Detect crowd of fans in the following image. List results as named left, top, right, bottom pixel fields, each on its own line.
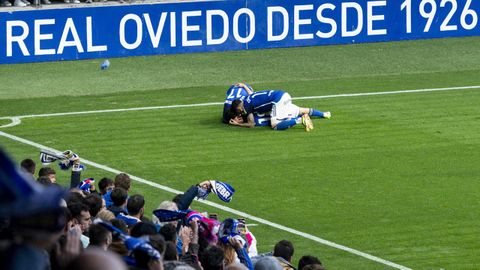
left=0, top=149, right=326, bottom=270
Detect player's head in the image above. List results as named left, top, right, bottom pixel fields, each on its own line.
left=228, top=100, right=245, bottom=120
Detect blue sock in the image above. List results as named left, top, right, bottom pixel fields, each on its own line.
left=309, top=109, right=324, bottom=118
left=274, top=119, right=297, bottom=130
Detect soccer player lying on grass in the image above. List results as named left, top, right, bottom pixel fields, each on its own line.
left=223, top=82, right=254, bottom=124
left=223, top=83, right=273, bottom=127
left=228, top=90, right=331, bottom=131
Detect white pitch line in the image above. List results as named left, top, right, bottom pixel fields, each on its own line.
left=0, top=85, right=479, bottom=124
left=0, top=130, right=412, bottom=270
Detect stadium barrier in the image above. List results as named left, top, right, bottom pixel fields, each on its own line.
left=1, top=0, right=480, bottom=64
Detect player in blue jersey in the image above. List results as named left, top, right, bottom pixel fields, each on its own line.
left=228, top=90, right=330, bottom=131
left=223, top=83, right=272, bottom=127
left=222, top=83, right=253, bottom=124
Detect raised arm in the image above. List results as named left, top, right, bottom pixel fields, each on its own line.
left=235, top=83, right=254, bottom=95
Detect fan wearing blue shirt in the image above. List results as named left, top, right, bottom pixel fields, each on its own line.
left=228, top=90, right=330, bottom=131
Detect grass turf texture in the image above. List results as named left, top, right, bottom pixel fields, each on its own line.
left=1, top=37, right=480, bottom=269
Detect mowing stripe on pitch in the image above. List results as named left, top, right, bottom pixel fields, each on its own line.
left=0, top=130, right=412, bottom=270
left=1, top=85, right=479, bottom=128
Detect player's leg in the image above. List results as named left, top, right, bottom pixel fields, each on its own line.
left=298, top=107, right=331, bottom=119
left=271, top=94, right=301, bottom=130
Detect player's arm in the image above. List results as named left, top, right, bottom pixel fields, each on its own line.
left=229, top=114, right=255, bottom=128
left=235, top=83, right=254, bottom=95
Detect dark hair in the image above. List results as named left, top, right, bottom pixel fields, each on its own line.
left=85, top=193, right=103, bottom=218
left=111, top=187, right=128, bottom=207
left=127, top=194, right=145, bottom=216
left=20, top=158, right=36, bottom=174
left=299, top=255, right=322, bottom=270
left=88, top=224, right=111, bottom=247
left=130, top=222, right=157, bottom=238
left=163, top=241, right=178, bottom=261
left=66, top=192, right=88, bottom=207
left=227, top=100, right=244, bottom=121
left=159, top=223, right=177, bottom=242
left=110, top=218, right=128, bottom=234
left=98, top=177, right=114, bottom=195
left=303, top=264, right=326, bottom=270
left=273, top=240, right=294, bottom=262
left=37, top=176, right=53, bottom=186
left=149, top=234, right=166, bottom=255
left=38, top=167, right=55, bottom=177
left=114, top=173, right=131, bottom=191
left=68, top=203, right=90, bottom=220
left=200, top=245, right=225, bottom=270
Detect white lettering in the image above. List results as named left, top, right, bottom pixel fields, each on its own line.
left=119, top=14, right=142, bottom=50
left=57, top=18, right=84, bottom=54
left=341, top=2, right=363, bottom=37
left=86, top=16, right=107, bottom=52
left=233, top=8, right=255, bottom=43
left=182, top=11, right=202, bottom=47
left=316, top=3, right=337, bottom=38
left=206, top=10, right=229, bottom=45
left=34, top=19, right=55, bottom=56
left=294, top=5, right=314, bottom=40
left=367, top=1, right=387, bottom=35
left=6, top=20, right=30, bottom=57
left=170, top=12, right=176, bottom=47
left=143, top=13, right=168, bottom=48
left=267, top=6, right=289, bottom=41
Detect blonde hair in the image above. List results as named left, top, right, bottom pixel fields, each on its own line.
left=219, top=241, right=237, bottom=266
left=152, top=200, right=179, bottom=226
left=96, top=209, right=115, bottom=222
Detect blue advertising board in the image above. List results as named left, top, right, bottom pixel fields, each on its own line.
left=1, top=0, right=479, bottom=64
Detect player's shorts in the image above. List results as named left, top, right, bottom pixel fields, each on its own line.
left=270, top=92, right=300, bottom=126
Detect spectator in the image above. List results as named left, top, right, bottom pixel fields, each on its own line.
left=108, top=219, right=129, bottom=256
left=200, top=245, right=224, bottom=270
left=163, top=241, right=178, bottom=261
left=96, top=209, right=115, bottom=222
left=107, top=187, right=128, bottom=217
left=68, top=203, right=92, bottom=248
left=38, top=167, right=56, bottom=184
left=98, top=177, right=114, bottom=195
left=159, top=223, right=177, bottom=242
left=117, top=194, right=145, bottom=227
left=88, top=224, right=112, bottom=251
left=66, top=191, right=88, bottom=207
left=85, top=193, right=103, bottom=219
left=302, top=265, right=325, bottom=270
left=130, top=222, right=158, bottom=238
left=254, top=256, right=282, bottom=270
left=38, top=175, right=54, bottom=186
left=152, top=200, right=178, bottom=227
left=114, top=173, right=131, bottom=192
left=0, top=149, right=68, bottom=270
left=104, top=173, right=131, bottom=207
left=298, top=255, right=323, bottom=270
left=178, top=220, right=201, bottom=269
left=9, top=0, right=29, bottom=7
left=20, top=158, right=36, bottom=176
left=273, top=240, right=296, bottom=270
left=67, top=248, right=128, bottom=270
left=226, top=263, right=248, bottom=270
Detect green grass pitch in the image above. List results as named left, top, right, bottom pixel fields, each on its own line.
left=1, top=37, right=480, bottom=270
